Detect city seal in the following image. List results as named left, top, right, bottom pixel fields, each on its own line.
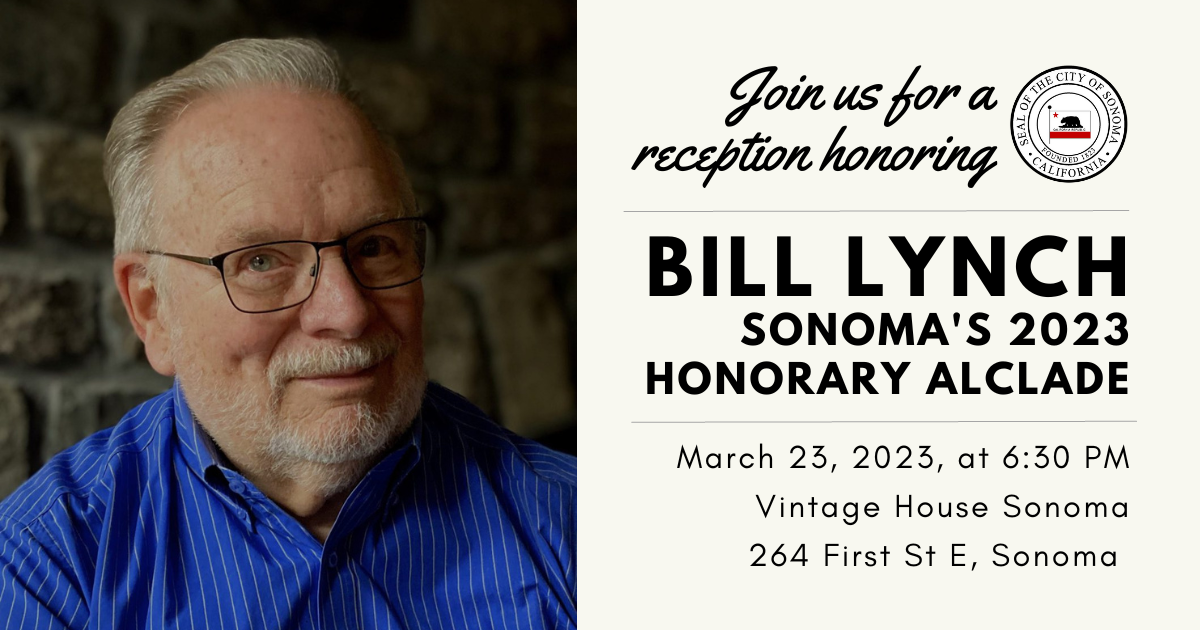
left=1010, top=66, right=1127, bottom=182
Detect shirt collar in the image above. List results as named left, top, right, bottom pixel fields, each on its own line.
left=336, top=411, right=424, bottom=535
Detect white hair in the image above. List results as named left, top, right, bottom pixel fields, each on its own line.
left=104, top=37, right=405, bottom=256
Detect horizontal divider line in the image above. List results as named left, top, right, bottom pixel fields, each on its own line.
left=623, top=209, right=1129, bottom=213
left=631, top=420, right=1136, bottom=424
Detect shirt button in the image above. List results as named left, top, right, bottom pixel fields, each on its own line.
left=326, top=552, right=339, bottom=568
left=229, top=480, right=245, bottom=494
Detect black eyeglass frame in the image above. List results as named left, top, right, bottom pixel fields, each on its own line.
left=145, top=216, right=428, bottom=314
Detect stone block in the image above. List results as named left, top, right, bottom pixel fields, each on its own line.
left=0, top=0, right=112, bottom=125
left=0, top=382, right=30, bottom=499
left=133, top=18, right=251, bottom=91
left=421, top=274, right=491, bottom=412
left=563, top=272, right=576, bottom=336
left=31, top=134, right=113, bottom=245
left=414, top=0, right=569, bottom=65
left=238, top=0, right=408, bottom=40
left=462, top=256, right=573, bottom=437
left=43, top=381, right=167, bottom=461
left=344, top=56, right=431, bottom=137
left=514, top=83, right=576, bottom=182
left=532, top=235, right=575, bottom=327
left=536, top=237, right=575, bottom=380
left=0, top=271, right=95, bottom=365
left=405, top=170, right=440, bottom=220
left=339, top=50, right=502, bottom=172
left=440, top=180, right=574, bottom=257
left=0, top=139, right=8, bottom=238
left=554, top=46, right=576, bottom=84
left=396, top=72, right=501, bottom=173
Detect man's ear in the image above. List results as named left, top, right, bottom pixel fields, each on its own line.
left=113, top=253, right=176, bottom=376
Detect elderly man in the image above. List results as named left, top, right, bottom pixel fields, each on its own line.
left=0, top=38, right=576, bottom=628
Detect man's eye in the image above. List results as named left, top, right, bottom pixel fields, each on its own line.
left=357, top=236, right=397, bottom=258
left=238, top=250, right=293, bottom=274
left=248, top=254, right=277, bottom=272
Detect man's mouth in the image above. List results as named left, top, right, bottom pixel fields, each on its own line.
left=294, top=361, right=382, bottom=384
left=267, top=337, right=400, bottom=393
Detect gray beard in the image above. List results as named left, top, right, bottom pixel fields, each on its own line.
left=167, top=309, right=426, bottom=496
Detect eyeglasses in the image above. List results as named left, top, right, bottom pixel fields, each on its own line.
left=146, top=217, right=427, bottom=314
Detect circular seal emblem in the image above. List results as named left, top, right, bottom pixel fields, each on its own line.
left=1009, top=66, right=1127, bottom=182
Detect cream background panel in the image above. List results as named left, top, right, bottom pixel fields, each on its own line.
left=579, top=1, right=1193, bottom=627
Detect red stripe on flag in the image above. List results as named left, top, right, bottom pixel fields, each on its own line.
left=1049, top=131, right=1091, bottom=138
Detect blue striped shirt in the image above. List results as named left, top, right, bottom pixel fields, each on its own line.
left=0, top=381, right=577, bottom=629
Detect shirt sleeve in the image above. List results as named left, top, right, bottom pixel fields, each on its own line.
left=0, top=519, right=89, bottom=630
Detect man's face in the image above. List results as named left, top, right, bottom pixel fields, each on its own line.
left=150, top=87, right=425, bottom=474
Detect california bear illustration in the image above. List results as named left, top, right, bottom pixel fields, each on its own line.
left=1059, top=115, right=1083, bottom=128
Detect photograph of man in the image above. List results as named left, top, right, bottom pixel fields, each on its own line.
left=0, top=38, right=577, bottom=628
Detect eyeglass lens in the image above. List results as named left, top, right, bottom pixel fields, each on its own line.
left=221, top=220, right=425, bottom=313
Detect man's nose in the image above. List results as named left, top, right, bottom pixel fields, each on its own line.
left=299, top=249, right=372, bottom=338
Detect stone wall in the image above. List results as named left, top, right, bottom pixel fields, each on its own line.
left=0, top=0, right=577, bottom=497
